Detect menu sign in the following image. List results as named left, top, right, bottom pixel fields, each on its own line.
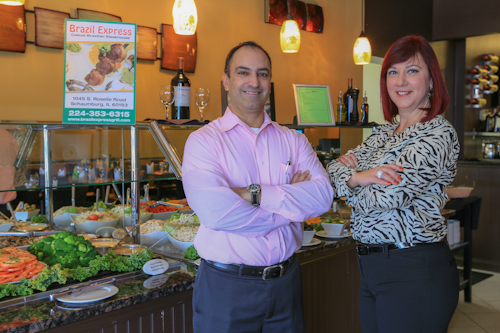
left=292, top=84, right=335, bottom=126
left=63, top=19, right=137, bottom=125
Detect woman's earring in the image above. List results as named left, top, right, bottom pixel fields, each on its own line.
left=428, top=87, right=433, bottom=99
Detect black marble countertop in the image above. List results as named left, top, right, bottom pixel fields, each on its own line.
left=0, top=238, right=356, bottom=333
left=0, top=208, right=455, bottom=333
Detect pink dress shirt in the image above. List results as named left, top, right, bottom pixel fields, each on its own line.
left=182, top=108, right=334, bottom=266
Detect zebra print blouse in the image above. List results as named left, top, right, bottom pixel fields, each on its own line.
left=327, top=115, right=460, bottom=244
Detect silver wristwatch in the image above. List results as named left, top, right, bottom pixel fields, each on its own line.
left=247, top=184, right=261, bottom=206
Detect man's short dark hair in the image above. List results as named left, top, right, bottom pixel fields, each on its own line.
left=224, top=41, right=272, bottom=77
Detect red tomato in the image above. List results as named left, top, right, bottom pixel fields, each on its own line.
left=87, top=214, right=99, bottom=221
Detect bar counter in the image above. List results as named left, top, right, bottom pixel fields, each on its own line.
left=0, top=237, right=356, bottom=333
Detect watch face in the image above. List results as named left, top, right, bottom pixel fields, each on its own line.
left=247, top=184, right=261, bottom=192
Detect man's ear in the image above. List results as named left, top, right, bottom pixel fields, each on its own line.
left=222, top=73, right=230, bottom=92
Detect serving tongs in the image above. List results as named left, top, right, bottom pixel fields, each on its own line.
left=50, top=278, right=116, bottom=300
left=149, top=200, right=185, bottom=208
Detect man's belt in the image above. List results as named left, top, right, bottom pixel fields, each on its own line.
left=203, top=254, right=296, bottom=280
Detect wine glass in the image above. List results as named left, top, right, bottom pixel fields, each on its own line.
left=159, top=85, right=174, bottom=119
left=195, top=88, right=210, bottom=122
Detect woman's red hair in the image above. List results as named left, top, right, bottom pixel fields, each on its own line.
left=380, top=35, right=449, bottom=124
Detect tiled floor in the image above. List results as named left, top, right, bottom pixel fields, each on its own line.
left=448, top=269, right=500, bottom=332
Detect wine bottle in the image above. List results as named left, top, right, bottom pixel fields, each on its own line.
left=482, top=54, right=499, bottom=64
left=469, top=98, right=487, bottom=108
left=484, top=74, right=499, bottom=84
left=171, top=57, right=191, bottom=119
left=335, top=91, right=347, bottom=124
left=351, top=86, right=360, bottom=122
left=471, top=78, right=487, bottom=86
left=361, top=91, right=369, bottom=124
left=343, top=79, right=353, bottom=122
left=483, top=65, right=499, bottom=74
left=482, top=84, right=499, bottom=94
left=471, top=67, right=487, bottom=77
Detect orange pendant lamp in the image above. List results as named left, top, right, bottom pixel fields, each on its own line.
left=280, top=0, right=301, bottom=53
left=0, top=0, right=24, bottom=5
left=172, top=0, right=198, bottom=36
left=353, top=0, right=372, bottom=65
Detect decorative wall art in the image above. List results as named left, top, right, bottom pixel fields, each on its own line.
left=34, top=7, right=69, bottom=49
left=137, top=25, right=158, bottom=61
left=0, top=3, right=26, bottom=53
left=76, top=8, right=121, bottom=22
left=305, top=4, right=324, bottom=33
left=264, top=0, right=323, bottom=33
left=161, top=24, right=197, bottom=73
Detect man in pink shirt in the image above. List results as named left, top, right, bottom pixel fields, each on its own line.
left=182, top=41, right=334, bottom=332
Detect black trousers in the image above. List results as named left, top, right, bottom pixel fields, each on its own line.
left=357, top=242, right=459, bottom=333
left=192, top=258, right=304, bottom=333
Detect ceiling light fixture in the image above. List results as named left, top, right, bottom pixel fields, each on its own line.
left=353, top=0, right=371, bottom=65
left=172, top=0, right=198, bottom=36
left=0, top=0, right=25, bottom=6
left=280, top=0, right=301, bottom=53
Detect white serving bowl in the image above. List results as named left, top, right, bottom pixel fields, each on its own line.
left=53, top=213, right=80, bottom=227
left=303, top=230, right=316, bottom=244
left=119, top=213, right=152, bottom=228
left=166, top=232, right=194, bottom=253
left=15, top=209, right=40, bottom=222
left=141, top=231, right=169, bottom=247
left=71, top=215, right=120, bottom=234
left=0, top=222, right=13, bottom=232
left=321, top=222, right=346, bottom=236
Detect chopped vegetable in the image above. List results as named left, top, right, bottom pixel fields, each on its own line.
left=30, top=215, right=46, bottom=224
left=27, top=231, right=100, bottom=269
left=184, top=246, right=199, bottom=260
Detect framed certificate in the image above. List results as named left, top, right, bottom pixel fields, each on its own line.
left=292, top=84, right=335, bottom=126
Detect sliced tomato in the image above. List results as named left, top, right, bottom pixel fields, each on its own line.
left=87, top=214, right=99, bottom=221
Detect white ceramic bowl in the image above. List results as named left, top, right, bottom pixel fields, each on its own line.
left=321, top=222, right=345, bottom=236
left=53, top=213, right=80, bottom=227
left=119, top=213, right=152, bottom=228
left=15, top=209, right=40, bottom=222
left=166, top=232, right=194, bottom=253
left=303, top=230, right=316, bottom=244
left=71, top=215, right=120, bottom=233
left=141, top=231, right=169, bottom=247
left=0, top=222, right=13, bottom=232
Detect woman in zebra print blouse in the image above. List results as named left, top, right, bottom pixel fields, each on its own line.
left=327, top=35, right=460, bottom=333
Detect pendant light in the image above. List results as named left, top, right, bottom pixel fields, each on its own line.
left=280, top=0, right=301, bottom=53
left=172, top=0, right=198, bottom=36
left=353, top=0, right=371, bottom=65
left=0, top=0, right=24, bottom=5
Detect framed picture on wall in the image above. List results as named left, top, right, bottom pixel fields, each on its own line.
left=221, top=82, right=276, bottom=121
left=292, top=84, right=335, bottom=126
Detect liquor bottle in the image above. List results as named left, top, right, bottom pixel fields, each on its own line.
left=171, top=57, right=191, bottom=119
left=483, top=54, right=499, bottom=65
left=485, top=112, right=494, bottom=132
left=483, top=65, right=499, bottom=74
left=482, top=84, right=499, bottom=94
left=469, top=98, right=487, bottom=108
left=335, top=91, right=347, bottom=124
left=351, top=86, right=360, bottom=122
left=343, top=78, right=353, bottom=122
left=361, top=91, right=369, bottom=124
left=484, top=74, right=499, bottom=84
left=494, top=112, right=500, bottom=132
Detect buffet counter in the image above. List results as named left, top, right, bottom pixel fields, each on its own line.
left=0, top=237, right=356, bottom=333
